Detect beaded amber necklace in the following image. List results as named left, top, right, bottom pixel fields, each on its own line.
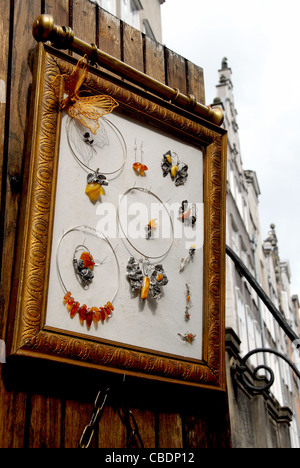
left=56, top=225, right=120, bottom=329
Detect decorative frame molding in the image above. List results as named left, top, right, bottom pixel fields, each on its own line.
left=10, top=44, right=227, bottom=390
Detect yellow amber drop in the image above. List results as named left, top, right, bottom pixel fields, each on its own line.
left=166, top=155, right=172, bottom=164
left=148, top=219, right=157, bottom=230
left=85, top=183, right=102, bottom=202
left=141, top=276, right=150, bottom=300
left=171, top=165, right=178, bottom=178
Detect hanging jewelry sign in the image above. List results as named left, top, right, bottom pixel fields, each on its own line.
left=10, top=44, right=227, bottom=390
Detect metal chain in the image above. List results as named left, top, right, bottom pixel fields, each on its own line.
left=79, top=380, right=144, bottom=449
left=117, top=407, right=144, bottom=449
left=79, top=387, right=110, bottom=449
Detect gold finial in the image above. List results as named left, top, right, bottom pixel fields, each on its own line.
left=32, top=14, right=74, bottom=49
left=32, top=14, right=55, bottom=42
left=209, top=106, right=224, bottom=126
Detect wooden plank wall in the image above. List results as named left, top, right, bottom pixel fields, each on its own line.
left=0, top=0, right=230, bottom=448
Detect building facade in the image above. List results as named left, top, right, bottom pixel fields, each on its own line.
left=92, top=0, right=165, bottom=42
left=213, top=58, right=300, bottom=448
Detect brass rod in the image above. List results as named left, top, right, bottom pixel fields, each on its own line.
left=32, top=14, right=224, bottom=126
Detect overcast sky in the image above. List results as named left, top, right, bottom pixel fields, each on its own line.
left=161, top=0, right=300, bottom=298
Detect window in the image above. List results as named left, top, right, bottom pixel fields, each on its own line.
left=98, top=0, right=117, bottom=15
left=121, top=0, right=142, bottom=29
left=236, top=288, right=249, bottom=356
left=246, top=306, right=257, bottom=367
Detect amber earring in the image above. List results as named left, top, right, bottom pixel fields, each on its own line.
left=133, top=140, right=148, bottom=176
left=185, top=283, right=192, bottom=321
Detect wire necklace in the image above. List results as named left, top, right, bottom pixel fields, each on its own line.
left=66, top=116, right=127, bottom=203
left=56, top=225, right=120, bottom=328
left=117, top=186, right=174, bottom=301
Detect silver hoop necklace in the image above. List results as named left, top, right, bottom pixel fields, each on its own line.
left=56, top=225, right=120, bottom=328
left=66, top=116, right=127, bottom=203
left=117, top=186, right=174, bottom=300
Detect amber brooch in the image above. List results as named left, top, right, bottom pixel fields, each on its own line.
left=161, top=150, right=188, bottom=186
left=126, top=257, right=168, bottom=301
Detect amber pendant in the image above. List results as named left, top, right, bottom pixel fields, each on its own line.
left=126, top=257, right=168, bottom=301
left=179, top=201, right=197, bottom=226
left=73, top=250, right=96, bottom=286
left=146, top=219, right=157, bottom=239
left=179, top=245, right=196, bottom=273
left=185, top=283, right=192, bottom=321
left=178, top=333, right=196, bottom=344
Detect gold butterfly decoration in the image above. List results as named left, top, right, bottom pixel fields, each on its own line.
left=50, top=55, right=118, bottom=134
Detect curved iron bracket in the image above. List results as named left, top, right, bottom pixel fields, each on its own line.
left=238, top=348, right=300, bottom=394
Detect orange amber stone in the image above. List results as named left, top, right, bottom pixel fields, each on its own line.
left=79, top=305, right=87, bottom=324
left=187, top=334, right=195, bottom=343
left=100, top=307, right=106, bottom=322
left=156, top=273, right=164, bottom=282
left=148, top=219, right=157, bottom=230
left=70, top=301, right=80, bottom=318
left=94, top=310, right=101, bottom=322
left=90, top=307, right=99, bottom=322
left=139, top=165, right=148, bottom=176
left=106, top=302, right=114, bottom=311
left=85, top=183, right=105, bottom=203
left=86, top=310, right=93, bottom=328
left=171, top=165, right=178, bottom=178
left=133, top=162, right=141, bottom=171
left=141, top=276, right=150, bottom=300
left=63, top=292, right=71, bottom=304
left=182, top=209, right=191, bottom=220
left=80, top=252, right=95, bottom=269
left=106, top=309, right=112, bottom=318
left=67, top=297, right=75, bottom=311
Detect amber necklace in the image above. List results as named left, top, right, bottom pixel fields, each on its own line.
left=56, top=225, right=120, bottom=328
left=117, top=186, right=174, bottom=300
left=66, top=116, right=127, bottom=203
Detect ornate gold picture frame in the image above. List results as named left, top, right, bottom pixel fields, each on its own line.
left=9, top=44, right=227, bottom=390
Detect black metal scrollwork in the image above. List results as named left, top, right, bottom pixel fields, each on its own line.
left=238, top=348, right=300, bottom=393
left=226, top=244, right=300, bottom=394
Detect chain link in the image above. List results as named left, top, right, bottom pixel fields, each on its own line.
left=117, top=407, right=144, bottom=449
left=79, top=379, right=144, bottom=449
left=79, top=387, right=110, bottom=449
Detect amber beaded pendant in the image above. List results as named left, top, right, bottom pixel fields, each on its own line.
left=63, top=291, right=114, bottom=328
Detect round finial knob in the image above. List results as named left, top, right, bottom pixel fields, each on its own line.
left=210, top=106, right=224, bottom=126
left=32, top=14, right=55, bottom=42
